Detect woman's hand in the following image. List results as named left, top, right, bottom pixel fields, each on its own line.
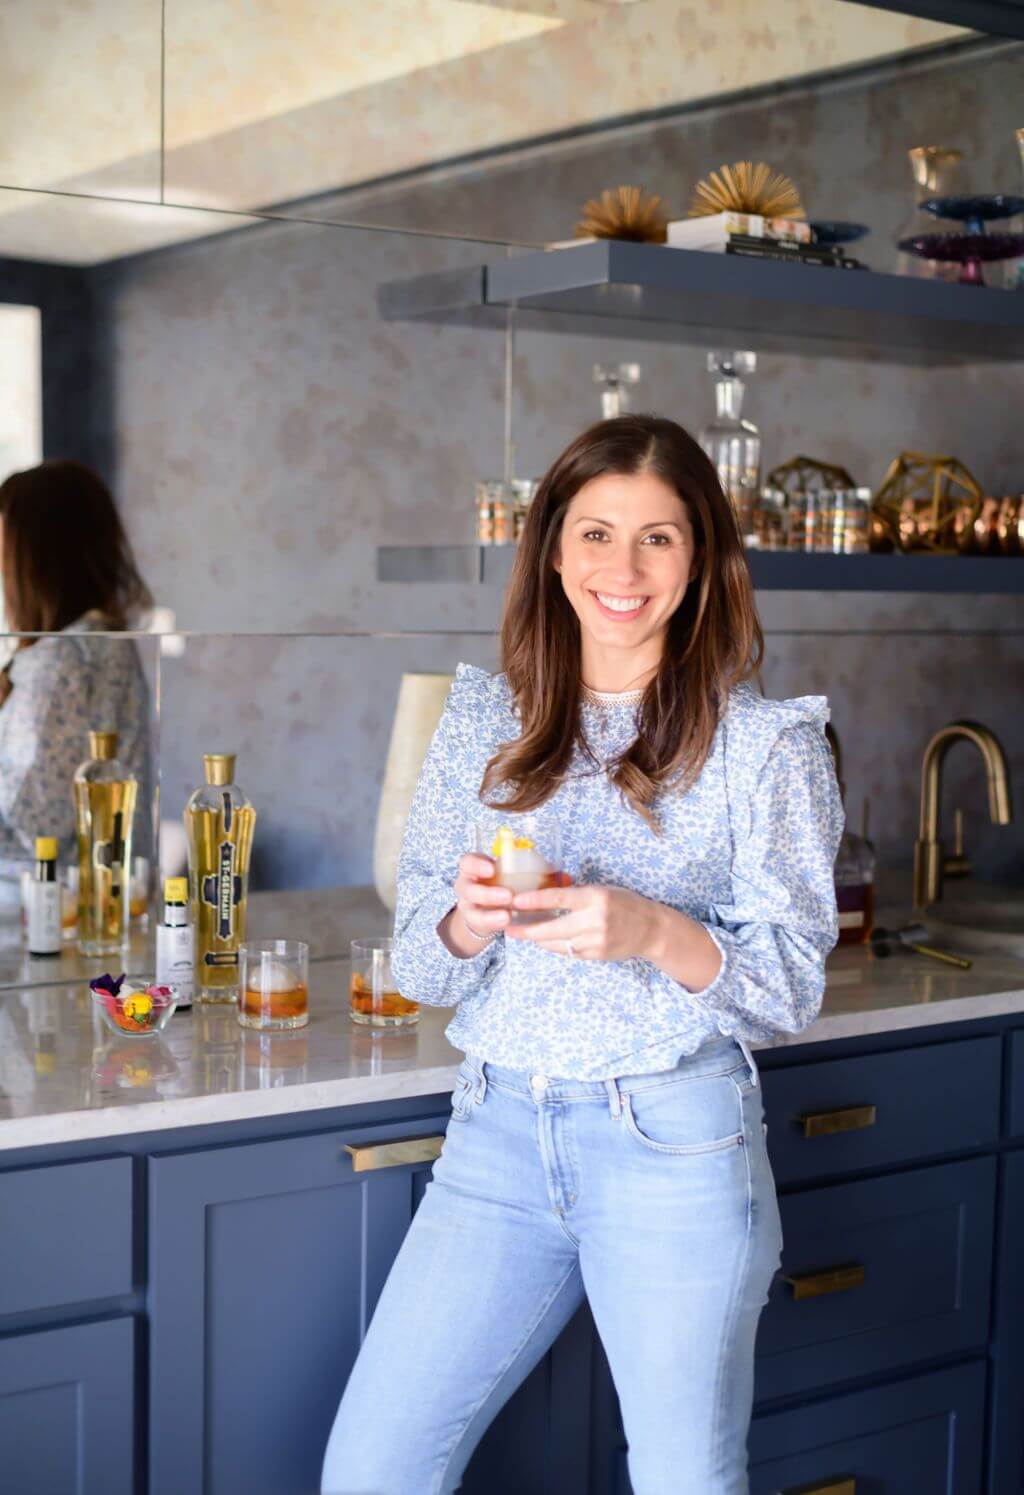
left=505, top=883, right=666, bottom=963
left=454, top=853, right=512, bottom=936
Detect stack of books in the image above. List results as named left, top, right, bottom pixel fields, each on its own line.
left=667, top=212, right=863, bottom=270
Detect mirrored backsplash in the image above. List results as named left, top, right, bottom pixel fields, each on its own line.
left=0, top=622, right=1019, bottom=996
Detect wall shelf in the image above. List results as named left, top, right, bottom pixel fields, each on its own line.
left=377, top=241, right=1024, bottom=364
left=377, top=544, right=1024, bottom=594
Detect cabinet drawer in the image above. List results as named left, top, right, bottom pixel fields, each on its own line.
left=754, top=1156, right=995, bottom=1400
left=613, top=1362, right=985, bottom=1495
left=1006, top=1028, right=1024, bottom=1136
left=0, top=1157, right=133, bottom=1318
left=762, top=1036, right=1000, bottom=1185
left=748, top=1361, right=985, bottom=1495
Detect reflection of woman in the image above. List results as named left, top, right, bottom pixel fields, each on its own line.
left=323, top=417, right=844, bottom=1494
left=0, top=461, right=154, bottom=893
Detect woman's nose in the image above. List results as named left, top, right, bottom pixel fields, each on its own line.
left=600, top=546, right=645, bottom=586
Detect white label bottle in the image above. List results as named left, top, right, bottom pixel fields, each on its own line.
left=156, top=876, right=195, bottom=1008
left=27, top=836, right=61, bottom=958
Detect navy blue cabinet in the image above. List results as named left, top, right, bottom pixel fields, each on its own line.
left=0, top=1318, right=135, bottom=1495
left=149, top=1118, right=447, bottom=1495
left=2, top=1019, right=1022, bottom=1493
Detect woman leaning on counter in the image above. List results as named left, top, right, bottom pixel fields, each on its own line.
left=322, top=415, right=844, bottom=1495
left=0, top=460, right=154, bottom=898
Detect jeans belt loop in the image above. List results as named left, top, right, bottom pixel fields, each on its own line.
left=604, top=1078, right=623, bottom=1119
left=736, top=1037, right=759, bottom=1088
left=475, top=1060, right=489, bottom=1104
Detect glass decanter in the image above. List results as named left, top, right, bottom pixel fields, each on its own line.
left=699, top=351, right=760, bottom=546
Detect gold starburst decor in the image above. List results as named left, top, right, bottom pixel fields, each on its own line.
left=575, top=186, right=670, bottom=243
left=688, top=161, right=804, bottom=220
left=871, top=451, right=983, bottom=553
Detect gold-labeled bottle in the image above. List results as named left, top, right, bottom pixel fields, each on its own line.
left=184, top=753, right=256, bottom=1002
left=73, top=730, right=138, bottom=957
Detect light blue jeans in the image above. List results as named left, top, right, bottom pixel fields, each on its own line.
left=321, top=1035, right=783, bottom=1495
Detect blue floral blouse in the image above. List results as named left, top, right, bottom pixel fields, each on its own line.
left=0, top=612, right=153, bottom=888
left=391, top=663, right=844, bottom=1080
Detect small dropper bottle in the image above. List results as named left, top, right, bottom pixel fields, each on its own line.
left=155, top=876, right=195, bottom=1009
left=27, top=837, right=61, bottom=958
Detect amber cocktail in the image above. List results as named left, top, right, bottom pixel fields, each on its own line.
left=350, top=938, right=419, bottom=1027
left=238, top=939, right=309, bottom=1031
left=474, top=819, right=569, bottom=925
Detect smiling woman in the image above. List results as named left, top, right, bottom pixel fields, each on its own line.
left=321, top=414, right=844, bottom=1495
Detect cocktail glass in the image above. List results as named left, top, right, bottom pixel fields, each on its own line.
left=473, top=816, right=569, bottom=925
left=238, top=939, right=309, bottom=1031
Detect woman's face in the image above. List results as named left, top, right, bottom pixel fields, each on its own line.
left=553, top=469, right=698, bottom=668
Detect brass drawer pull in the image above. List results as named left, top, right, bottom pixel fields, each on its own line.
left=783, top=1263, right=865, bottom=1300
left=801, top=1104, right=877, bottom=1138
left=344, top=1135, right=445, bottom=1172
left=781, top=1479, right=856, bottom=1495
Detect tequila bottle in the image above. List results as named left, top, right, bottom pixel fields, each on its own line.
left=73, top=730, right=138, bottom=956
left=184, top=753, right=256, bottom=1002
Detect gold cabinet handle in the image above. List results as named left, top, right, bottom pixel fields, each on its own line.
left=781, top=1479, right=856, bottom=1495
left=783, top=1263, right=865, bottom=1300
left=344, top=1135, right=446, bottom=1172
left=801, top=1104, right=877, bottom=1138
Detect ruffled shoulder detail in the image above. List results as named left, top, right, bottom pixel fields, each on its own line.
left=720, top=682, right=833, bottom=839
left=725, top=679, right=830, bottom=732
left=449, top=662, right=514, bottom=718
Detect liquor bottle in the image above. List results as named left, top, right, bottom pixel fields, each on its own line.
left=27, top=836, right=61, bottom=958
left=699, top=351, right=761, bottom=547
left=155, top=876, right=195, bottom=1009
left=184, top=753, right=256, bottom=1002
left=73, top=731, right=138, bottom=957
left=825, top=723, right=876, bottom=946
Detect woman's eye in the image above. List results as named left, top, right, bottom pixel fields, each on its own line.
left=580, top=529, right=671, bottom=545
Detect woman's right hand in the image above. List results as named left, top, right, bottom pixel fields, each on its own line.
left=439, top=854, right=511, bottom=957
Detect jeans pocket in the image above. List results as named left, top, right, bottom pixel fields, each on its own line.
left=621, top=1071, right=745, bottom=1156
left=449, top=1064, right=478, bottom=1123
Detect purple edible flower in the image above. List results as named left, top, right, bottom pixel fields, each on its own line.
left=89, top=972, right=126, bottom=998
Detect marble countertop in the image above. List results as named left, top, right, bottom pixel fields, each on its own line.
left=2, top=929, right=1024, bottom=1152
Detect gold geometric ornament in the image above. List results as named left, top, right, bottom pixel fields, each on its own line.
left=575, top=185, right=670, bottom=243
left=871, top=451, right=983, bottom=553
left=688, top=161, right=804, bottom=220
left=766, top=455, right=857, bottom=495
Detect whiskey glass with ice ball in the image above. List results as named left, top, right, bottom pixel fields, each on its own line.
left=237, top=939, right=309, bottom=1031
left=473, top=816, right=569, bottom=926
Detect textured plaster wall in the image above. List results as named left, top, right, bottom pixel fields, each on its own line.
left=92, top=40, right=1024, bottom=889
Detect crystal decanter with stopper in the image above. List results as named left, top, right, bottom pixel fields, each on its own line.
left=699, top=351, right=761, bottom=546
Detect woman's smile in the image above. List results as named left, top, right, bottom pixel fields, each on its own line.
left=590, top=590, right=651, bottom=620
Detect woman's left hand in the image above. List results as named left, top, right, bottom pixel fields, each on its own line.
left=505, top=883, right=664, bottom=963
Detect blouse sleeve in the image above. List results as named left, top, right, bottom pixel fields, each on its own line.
left=0, top=640, right=91, bottom=858
left=645, top=710, right=844, bottom=1043
left=390, top=669, right=504, bottom=1008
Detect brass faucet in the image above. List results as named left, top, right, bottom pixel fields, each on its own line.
left=913, top=721, right=1012, bottom=909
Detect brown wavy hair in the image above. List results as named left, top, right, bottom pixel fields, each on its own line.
left=480, top=414, right=763, bottom=830
left=0, top=459, right=151, bottom=635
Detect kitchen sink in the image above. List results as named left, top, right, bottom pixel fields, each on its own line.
left=924, top=899, right=1024, bottom=959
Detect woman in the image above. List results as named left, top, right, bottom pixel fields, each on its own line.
left=0, top=460, right=153, bottom=896
left=322, top=415, right=843, bottom=1495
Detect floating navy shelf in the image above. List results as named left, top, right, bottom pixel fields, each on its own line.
left=377, top=544, right=1024, bottom=593
left=377, top=240, right=1024, bottom=363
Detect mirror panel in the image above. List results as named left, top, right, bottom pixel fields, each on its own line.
left=160, top=0, right=968, bottom=235
left=0, top=0, right=162, bottom=200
